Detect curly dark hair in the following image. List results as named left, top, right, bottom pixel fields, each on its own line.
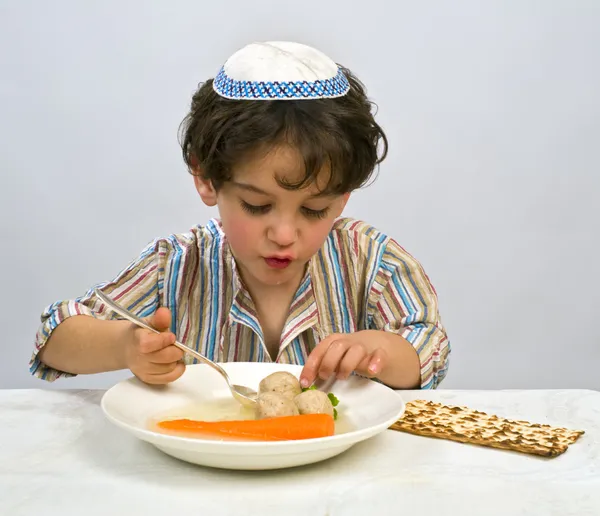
left=178, top=66, right=388, bottom=195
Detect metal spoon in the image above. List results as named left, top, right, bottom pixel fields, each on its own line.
left=93, top=288, right=258, bottom=408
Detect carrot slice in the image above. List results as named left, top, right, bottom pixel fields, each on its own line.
left=156, top=413, right=335, bottom=441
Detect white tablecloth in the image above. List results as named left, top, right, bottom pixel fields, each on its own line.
left=1, top=388, right=598, bottom=515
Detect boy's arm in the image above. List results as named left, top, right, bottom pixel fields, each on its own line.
left=300, top=236, right=450, bottom=390
left=30, top=240, right=162, bottom=381
left=367, top=238, right=451, bottom=389
left=36, top=316, right=133, bottom=375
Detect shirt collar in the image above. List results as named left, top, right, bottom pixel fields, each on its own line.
left=206, top=217, right=323, bottom=352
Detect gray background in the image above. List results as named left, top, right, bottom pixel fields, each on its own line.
left=1, top=1, right=598, bottom=390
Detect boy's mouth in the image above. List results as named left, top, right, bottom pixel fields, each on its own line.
left=264, top=256, right=292, bottom=269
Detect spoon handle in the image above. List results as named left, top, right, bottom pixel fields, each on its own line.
left=93, top=288, right=227, bottom=376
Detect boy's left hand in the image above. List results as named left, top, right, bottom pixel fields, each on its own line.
left=299, top=331, right=389, bottom=388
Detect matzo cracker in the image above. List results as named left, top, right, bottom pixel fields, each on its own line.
left=390, top=400, right=584, bottom=457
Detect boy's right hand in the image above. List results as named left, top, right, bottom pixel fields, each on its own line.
left=123, top=307, right=185, bottom=384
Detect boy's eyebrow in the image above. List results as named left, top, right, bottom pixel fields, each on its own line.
left=231, top=181, right=331, bottom=198
left=231, top=182, right=272, bottom=195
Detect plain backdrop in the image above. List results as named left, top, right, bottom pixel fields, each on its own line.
left=1, top=1, right=598, bottom=390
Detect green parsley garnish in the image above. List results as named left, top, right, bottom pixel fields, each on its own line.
left=327, top=392, right=339, bottom=407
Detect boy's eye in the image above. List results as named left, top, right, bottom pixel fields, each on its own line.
left=240, top=201, right=329, bottom=220
left=241, top=201, right=271, bottom=215
left=301, top=207, right=330, bottom=220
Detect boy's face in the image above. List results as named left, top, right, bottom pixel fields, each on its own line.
left=194, top=144, right=349, bottom=291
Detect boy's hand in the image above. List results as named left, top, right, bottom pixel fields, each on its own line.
left=299, top=332, right=389, bottom=388
left=123, top=307, right=185, bottom=385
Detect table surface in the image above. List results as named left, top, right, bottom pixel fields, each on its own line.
left=1, top=388, right=599, bottom=515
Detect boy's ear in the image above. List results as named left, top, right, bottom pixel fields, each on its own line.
left=194, top=175, right=218, bottom=206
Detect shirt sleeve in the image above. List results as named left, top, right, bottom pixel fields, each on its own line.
left=367, top=238, right=451, bottom=389
left=30, top=239, right=162, bottom=382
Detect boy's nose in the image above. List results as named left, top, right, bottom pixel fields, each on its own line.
left=267, top=221, right=297, bottom=247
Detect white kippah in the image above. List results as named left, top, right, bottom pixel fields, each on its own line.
left=213, top=41, right=350, bottom=100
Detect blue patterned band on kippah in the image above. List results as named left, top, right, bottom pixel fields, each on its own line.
left=213, top=66, right=350, bottom=100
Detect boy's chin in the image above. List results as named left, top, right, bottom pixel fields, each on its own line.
left=254, top=263, right=303, bottom=287
left=255, top=270, right=296, bottom=287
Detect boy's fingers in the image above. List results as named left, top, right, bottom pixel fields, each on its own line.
left=360, top=347, right=388, bottom=377
left=148, top=344, right=184, bottom=364
left=299, top=334, right=340, bottom=387
left=145, top=361, right=186, bottom=385
left=356, top=354, right=371, bottom=374
left=143, top=362, right=182, bottom=375
left=138, top=331, right=176, bottom=354
left=316, top=339, right=350, bottom=380
left=149, top=307, right=171, bottom=332
left=336, top=344, right=368, bottom=380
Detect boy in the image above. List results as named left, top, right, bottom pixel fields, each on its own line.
left=31, top=41, right=450, bottom=390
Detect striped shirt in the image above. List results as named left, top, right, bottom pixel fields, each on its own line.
left=30, top=217, right=451, bottom=388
